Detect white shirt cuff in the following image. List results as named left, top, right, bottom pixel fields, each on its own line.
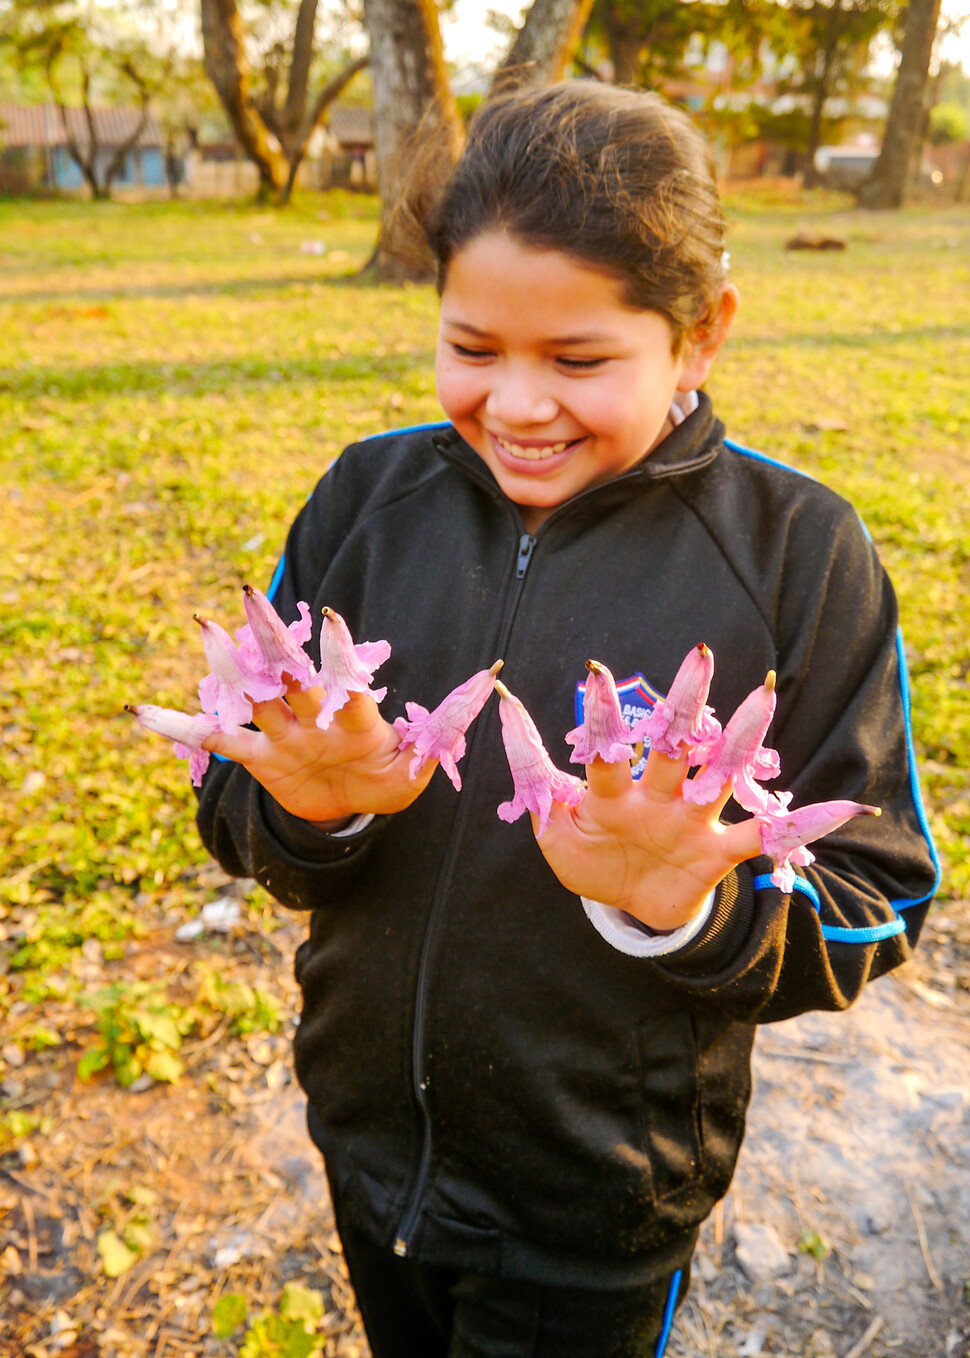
left=581, top=889, right=717, bottom=957
left=330, top=813, right=375, bottom=838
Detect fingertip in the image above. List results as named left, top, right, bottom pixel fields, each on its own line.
left=585, top=755, right=633, bottom=799
left=642, top=747, right=690, bottom=796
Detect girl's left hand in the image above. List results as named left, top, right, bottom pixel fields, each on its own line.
left=536, top=749, right=763, bottom=932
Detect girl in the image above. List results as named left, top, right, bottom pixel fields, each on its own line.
left=192, top=84, right=937, bottom=1355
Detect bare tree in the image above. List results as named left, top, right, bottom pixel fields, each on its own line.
left=858, top=0, right=944, bottom=206
left=493, top=0, right=596, bottom=90
left=361, top=0, right=463, bottom=279
left=364, top=0, right=594, bottom=281
left=200, top=0, right=368, bottom=202
left=0, top=0, right=167, bottom=199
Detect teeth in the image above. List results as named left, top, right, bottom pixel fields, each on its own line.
left=495, top=436, right=570, bottom=460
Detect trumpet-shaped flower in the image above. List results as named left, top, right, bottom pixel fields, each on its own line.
left=236, top=585, right=317, bottom=690
left=316, top=607, right=391, bottom=730
left=683, top=672, right=780, bottom=812
left=196, top=615, right=285, bottom=732
left=496, top=681, right=585, bottom=836
left=757, top=799, right=881, bottom=893
left=565, top=660, right=639, bottom=765
left=394, top=661, right=502, bottom=790
left=631, top=642, right=721, bottom=760
left=127, top=704, right=223, bottom=787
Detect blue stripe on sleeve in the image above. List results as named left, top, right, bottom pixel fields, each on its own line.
left=727, top=436, right=940, bottom=931
left=753, top=874, right=908, bottom=943
left=654, top=1268, right=682, bottom=1357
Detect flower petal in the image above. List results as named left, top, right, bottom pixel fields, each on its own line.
left=127, top=704, right=223, bottom=787
left=395, top=661, right=502, bottom=790
left=633, top=643, right=721, bottom=760
left=496, top=681, right=585, bottom=836
left=683, top=671, right=778, bottom=809
left=315, top=607, right=391, bottom=730
left=565, top=660, right=639, bottom=765
left=238, top=586, right=317, bottom=689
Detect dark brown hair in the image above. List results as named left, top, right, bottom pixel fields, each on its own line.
left=426, top=82, right=728, bottom=349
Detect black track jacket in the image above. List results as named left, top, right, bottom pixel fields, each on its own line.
left=197, top=395, right=938, bottom=1285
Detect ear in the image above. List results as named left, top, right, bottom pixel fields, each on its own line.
left=677, top=285, right=739, bottom=392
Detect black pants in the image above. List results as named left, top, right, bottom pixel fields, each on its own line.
left=332, top=1199, right=691, bottom=1358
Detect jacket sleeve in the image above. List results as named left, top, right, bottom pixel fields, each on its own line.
left=653, top=496, right=939, bottom=1023
left=194, top=456, right=391, bottom=911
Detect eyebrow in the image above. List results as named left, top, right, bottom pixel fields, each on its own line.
left=442, top=319, right=612, bottom=346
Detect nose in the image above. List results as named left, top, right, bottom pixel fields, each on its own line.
left=484, top=364, right=559, bottom=428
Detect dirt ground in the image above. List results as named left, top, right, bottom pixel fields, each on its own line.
left=1, top=874, right=968, bottom=1358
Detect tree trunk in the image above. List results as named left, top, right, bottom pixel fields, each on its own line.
left=362, top=0, right=464, bottom=281
left=802, top=0, right=842, bottom=189
left=282, top=0, right=319, bottom=150
left=201, top=0, right=290, bottom=199
left=857, top=0, right=943, bottom=207
left=280, top=53, right=370, bottom=204
left=493, top=0, right=596, bottom=90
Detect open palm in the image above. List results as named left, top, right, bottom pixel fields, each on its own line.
left=537, top=749, right=763, bottom=932
left=204, top=682, right=435, bottom=827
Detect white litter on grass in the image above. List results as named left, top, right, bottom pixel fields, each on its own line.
left=300, top=240, right=326, bottom=255
left=174, top=897, right=241, bottom=942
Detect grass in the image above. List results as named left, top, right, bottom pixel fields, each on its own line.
left=0, top=185, right=968, bottom=976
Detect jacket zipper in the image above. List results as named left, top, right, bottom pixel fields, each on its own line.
left=392, top=529, right=537, bottom=1257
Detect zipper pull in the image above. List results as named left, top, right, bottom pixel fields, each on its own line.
left=515, top=534, right=535, bottom=580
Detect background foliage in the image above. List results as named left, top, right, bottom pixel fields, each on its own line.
left=1, top=188, right=967, bottom=985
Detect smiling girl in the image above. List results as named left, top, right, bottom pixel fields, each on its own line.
left=193, top=83, right=936, bottom=1355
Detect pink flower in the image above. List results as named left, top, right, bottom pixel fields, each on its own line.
left=757, top=799, right=881, bottom=893
left=394, top=660, right=502, bottom=790
left=631, top=642, right=721, bottom=760
left=316, top=607, right=392, bottom=730
left=127, top=704, right=222, bottom=787
left=196, top=615, right=284, bottom=732
left=565, top=660, right=639, bottom=765
left=496, top=681, right=585, bottom=837
left=683, top=671, right=780, bottom=812
left=236, top=585, right=317, bottom=690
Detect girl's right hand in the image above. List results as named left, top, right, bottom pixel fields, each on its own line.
left=203, top=681, right=435, bottom=830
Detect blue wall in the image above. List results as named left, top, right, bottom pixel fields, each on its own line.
left=53, top=145, right=165, bottom=189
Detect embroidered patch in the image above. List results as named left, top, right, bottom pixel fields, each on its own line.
left=573, top=672, right=664, bottom=780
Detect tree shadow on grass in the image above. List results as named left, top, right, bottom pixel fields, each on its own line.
left=0, top=350, right=437, bottom=400
left=0, top=266, right=384, bottom=307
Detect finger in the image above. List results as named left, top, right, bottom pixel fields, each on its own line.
left=333, top=690, right=382, bottom=736
left=203, top=726, right=263, bottom=765
left=718, top=816, right=765, bottom=865
left=641, top=747, right=690, bottom=798
left=584, top=755, right=633, bottom=801
left=283, top=682, right=326, bottom=726
left=249, top=696, right=297, bottom=741
left=682, top=771, right=734, bottom=824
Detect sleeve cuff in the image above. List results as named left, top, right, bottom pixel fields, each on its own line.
left=581, top=889, right=717, bottom=958
left=257, top=789, right=383, bottom=864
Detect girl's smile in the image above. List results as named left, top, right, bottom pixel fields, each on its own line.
left=434, top=233, right=733, bottom=532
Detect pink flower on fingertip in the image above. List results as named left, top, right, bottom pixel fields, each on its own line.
left=565, top=660, right=639, bottom=765
left=757, top=799, right=881, bottom=893
left=683, top=671, right=780, bottom=812
left=236, top=585, right=318, bottom=690
left=496, top=681, right=585, bottom=837
left=394, top=660, right=502, bottom=790
left=195, top=614, right=284, bottom=732
left=316, top=607, right=391, bottom=730
left=631, top=642, right=721, bottom=760
left=127, top=704, right=223, bottom=787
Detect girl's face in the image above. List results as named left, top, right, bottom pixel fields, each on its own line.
left=435, top=232, right=731, bottom=532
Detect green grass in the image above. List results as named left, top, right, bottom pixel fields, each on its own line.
left=1, top=187, right=967, bottom=961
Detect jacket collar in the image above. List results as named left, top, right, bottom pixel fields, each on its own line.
left=431, top=391, right=724, bottom=523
